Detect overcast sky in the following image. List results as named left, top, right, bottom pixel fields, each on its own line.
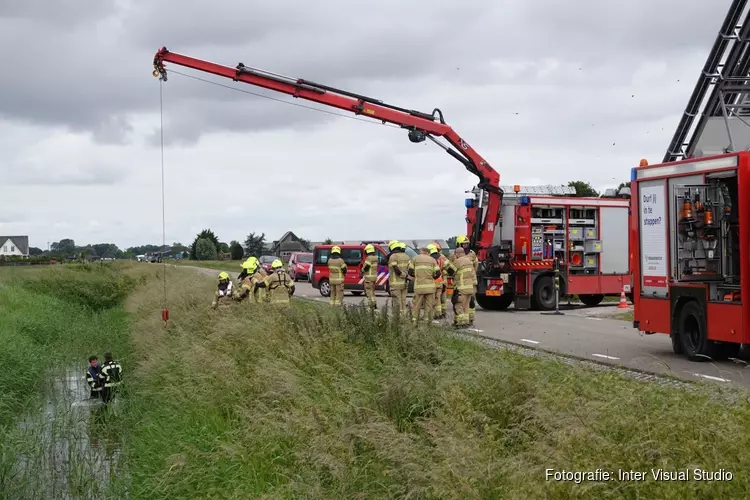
left=0, top=0, right=732, bottom=249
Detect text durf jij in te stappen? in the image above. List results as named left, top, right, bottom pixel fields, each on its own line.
left=545, top=468, right=733, bottom=483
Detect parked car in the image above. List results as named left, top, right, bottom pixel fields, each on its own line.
left=288, top=252, right=313, bottom=281
left=311, top=243, right=417, bottom=297
left=259, top=255, right=277, bottom=273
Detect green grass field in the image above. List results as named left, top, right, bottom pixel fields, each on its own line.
left=1, top=263, right=748, bottom=498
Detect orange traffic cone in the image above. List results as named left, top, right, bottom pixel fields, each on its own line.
left=617, top=289, right=629, bottom=309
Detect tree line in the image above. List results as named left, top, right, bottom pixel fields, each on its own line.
left=31, top=179, right=629, bottom=261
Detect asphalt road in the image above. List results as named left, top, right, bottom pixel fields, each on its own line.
left=178, top=265, right=750, bottom=388
left=292, top=281, right=750, bottom=388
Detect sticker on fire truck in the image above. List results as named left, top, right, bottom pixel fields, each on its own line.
left=639, top=183, right=667, bottom=287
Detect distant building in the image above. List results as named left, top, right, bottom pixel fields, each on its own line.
left=0, top=235, right=29, bottom=257
left=268, top=231, right=311, bottom=261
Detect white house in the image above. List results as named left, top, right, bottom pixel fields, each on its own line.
left=0, top=235, right=30, bottom=257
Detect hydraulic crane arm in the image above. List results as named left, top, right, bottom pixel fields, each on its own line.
left=152, top=47, right=501, bottom=193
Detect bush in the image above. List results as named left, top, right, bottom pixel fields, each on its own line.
left=195, top=238, right=217, bottom=261
left=229, top=241, right=244, bottom=260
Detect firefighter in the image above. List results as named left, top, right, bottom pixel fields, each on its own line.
left=233, top=260, right=257, bottom=303
left=407, top=247, right=441, bottom=323
left=455, top=235, right=479, bottom=325
left=327, top=246, right=347, bottom=306
left=445, top=247, right=474, bottom=327
left=429, top=243, right=448, bottom=319
left=360, top=244, right=379, bottom=310
left=212, top=272, right=234, bottom=309
left=86, top=355, right=102, bottom=399
left=99, top=352, right=122, bottom=405
left=387, top=240, right=411, bottom=316
left=264, top=259, right=295, bottom=305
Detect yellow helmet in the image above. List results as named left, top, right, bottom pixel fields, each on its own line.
left=427, top=243, right=438, bottom=254
left=271, top=259, right=283, bottom=269
left=388, top=240, right=400, bottom=251
left=218, top=271, right=229, bottom=280
left=241, top=260, right=256, bottom=271
left=364, top=244, right=375, bottom=254
left=456, top=235, right=469, bottom=244
left=331, top=245, right=341, bottom=254
left=245, top=256, right=259, bottom=266
left=398, top=242, right=407, bottom=250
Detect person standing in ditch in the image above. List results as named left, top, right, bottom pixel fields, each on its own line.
left=99, top=352, right=122, bottom=405
left=263, top=259, right=295, bottom=305
left=86, top=355, right=103, bottom=399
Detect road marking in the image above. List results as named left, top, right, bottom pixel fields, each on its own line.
left=467, top=328, right=484, bottom=333
left=586, top=317, right=603, bottom=321
left=520, top=338, right=540, bottom=344
left=591, top=353, right=620, bottom=360
left=693, top=373, right=731, bottom=383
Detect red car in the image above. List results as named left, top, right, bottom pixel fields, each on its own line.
left=258, top=255, right=277, bottom=273
left=288, top=252, right=313, bottom=281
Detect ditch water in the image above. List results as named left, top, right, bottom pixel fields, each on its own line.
left=8, top=365, right=127, bottom=499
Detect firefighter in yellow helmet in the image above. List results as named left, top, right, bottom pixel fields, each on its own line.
left=263, top=259, right=295, bottom=305
left=233, top=260, right=256, bottom=303
left=245, top=256, right=266, bottom=277
left=444, top=247, right=473, bottom=327
left=211, top=271, right=233, bottom=309
left=387, top=240, right=411, bottom=316
left=407, top=247, right=441, bottom=323
left=360, top=244, right=379, bottom=310
left=429, top=243, right=448, bottom=319
left=327, top=245, right=348, bottom=306
left=455, top=235, right=478, bottom=324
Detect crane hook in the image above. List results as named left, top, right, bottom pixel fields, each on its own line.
left=153, top=69, right=160, bottom=78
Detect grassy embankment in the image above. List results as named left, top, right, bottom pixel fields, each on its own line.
left=0, top=262, right=141, bottom=498
left=3, top=262, right=747, bottom=498
left=122, top=265, right=750, bottom=499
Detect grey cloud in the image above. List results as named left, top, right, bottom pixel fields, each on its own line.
left=0, top=0, right=726, bottom=146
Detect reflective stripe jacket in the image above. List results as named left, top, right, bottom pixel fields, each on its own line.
left=453, top=255, right=475, bottom=293
left=387, top=251, right=411, bottom=290
left=250, top=272, right=267, bottom=302
left=264, top=270, right=294, bottom=304
left=434, top=254, right=447, bottom=285
left=361, top=254, right=379, bottom=282
left=100, top=360, right=122, bottom=388
left=86, top=366, right=102, bottom=391
left=327, top=257, right=347, bottom=285
left=467, top=249, right=479, bottom=285
left=408, top=254, right=440, bottom=293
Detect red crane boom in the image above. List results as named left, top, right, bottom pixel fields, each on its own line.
left=152, top=47, right=503, bottom=260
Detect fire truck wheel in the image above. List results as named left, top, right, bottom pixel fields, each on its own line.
left=670, top=332, right=684, bottom=355
left=678, top=300, right=715, bottom=360
left=579, top=294, right=604, bottom=307
left=476, top=293, right=514, bottom=311
left=319, top=279, right=331, bottom=297
left=534, top=275, right=557, bottom=311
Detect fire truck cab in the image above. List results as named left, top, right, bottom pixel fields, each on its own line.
left=311, top=243, right=417, bottom=297
left=484, top=185, right=633, bottom=311
left=631, top=153, right=748, bottom=359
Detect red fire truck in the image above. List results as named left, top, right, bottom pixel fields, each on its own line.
left=491, top=185, right=632, bottom=311
left=631, top=153, right=746, bottom=359
left=632, top=0, right=750, bottom=360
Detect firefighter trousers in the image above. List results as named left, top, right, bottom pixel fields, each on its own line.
left=434, top=285, right=446, bottom=318
left=330, top=282, right=345, bottom=306
left=390, top=287, right=408, bottom=316
left=453, top=290, right=471, bottom=326
left=364, top=280, right=377, bottom=309
left=412, top=291, right=435, bottom=322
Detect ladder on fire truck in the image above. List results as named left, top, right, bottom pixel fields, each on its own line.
left=664, top=0, right=750, bottom=162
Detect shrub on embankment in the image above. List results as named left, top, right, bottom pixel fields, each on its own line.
left=0, top=263, right=139, bottom=427
left=122, top=266, right=750, bottom=499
